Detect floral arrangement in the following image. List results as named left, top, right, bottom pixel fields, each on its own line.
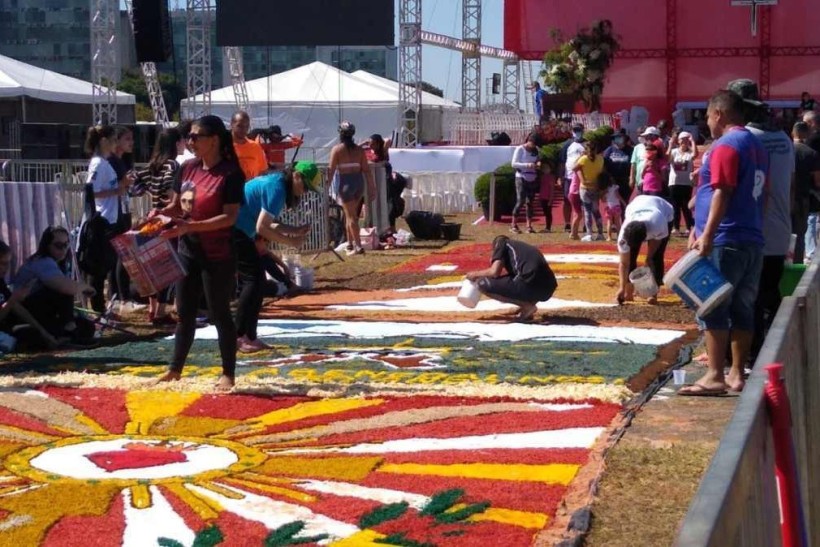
left=541, top=20, right=620, bottom=112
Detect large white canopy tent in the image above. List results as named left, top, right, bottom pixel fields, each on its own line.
left=0, top=53, right=135, bottom=127
left=180, top=62, right=460, bottom=162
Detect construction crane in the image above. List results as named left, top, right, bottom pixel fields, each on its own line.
left=122, top=0, right=170, bottom=126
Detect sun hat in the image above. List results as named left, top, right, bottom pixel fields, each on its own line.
left=641, top=126, right=660, bottom=137
left=293, top=160, right=319, bottom=192
left=678, top=131, right=693, bottom=140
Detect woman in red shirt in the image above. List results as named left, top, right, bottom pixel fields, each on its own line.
left=157, top=116, right=244, bottom=390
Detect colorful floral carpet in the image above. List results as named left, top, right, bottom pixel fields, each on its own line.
left=0, top=242, right=695, bottom=545
left=0, top=387, right=621, bottom=546
left=10, top=319, right=685, bottom=399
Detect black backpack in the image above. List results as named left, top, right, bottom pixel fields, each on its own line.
left=76, top=213, right=116, bottom=277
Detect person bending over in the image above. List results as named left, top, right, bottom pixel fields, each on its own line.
left=616, top=195, right=674, bottom=305
left=466, top=236, right=557, bottom=322
left=233, top=161, right=317, bottom=353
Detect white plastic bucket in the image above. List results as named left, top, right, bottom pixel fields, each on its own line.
left=663, top=250, right=733, bottom=317
left=457, top=280, right=481, bottom=308
left=628, top=266, right=659, bottom=297
left=294, top=266, right=314, bottom=291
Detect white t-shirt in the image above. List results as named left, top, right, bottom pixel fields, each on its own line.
left=617, top=195, right=675, bottom=254
left=565, top=141, right=585, bottom=176
left=748, top=125, right=796, bottom=256
left=605, top=185, right=621, bottom=207
left=668, top=148, right=694, bottom=186
left=88, top=155, right=119, bottom=224
left=511, top=145, right=539, bottom=182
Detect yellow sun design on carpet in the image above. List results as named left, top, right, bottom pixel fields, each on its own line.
left=0, top=387, right=619, bottom=545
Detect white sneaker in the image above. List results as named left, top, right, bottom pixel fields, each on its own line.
left=581, top=235, right=594, bottom=242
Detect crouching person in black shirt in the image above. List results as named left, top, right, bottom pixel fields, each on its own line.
left=466, top=235, right=558, bottom=322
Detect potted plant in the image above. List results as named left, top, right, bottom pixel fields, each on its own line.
left=540, top=20, right=621, bottom=113
left=474, top=163, right=517, bottom=221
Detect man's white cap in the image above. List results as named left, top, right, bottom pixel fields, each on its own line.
left=678, top=131, right=693, bottom=140
left=641, top=126, right=660, bottom=137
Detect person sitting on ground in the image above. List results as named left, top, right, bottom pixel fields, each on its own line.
left=13, top=227, right=96, bottom=345
left=232, top=161, right=316, bottom=353
left=615, top=195, right=674, bottom=306
left=0, top=240, right=60, bottom=351
left=465, top=235, right=558, bottom=322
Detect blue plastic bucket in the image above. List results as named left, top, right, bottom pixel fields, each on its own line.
left=663, top=250, right=733, bottom=317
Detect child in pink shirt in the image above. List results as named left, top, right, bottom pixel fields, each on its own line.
left=538, top=160, right=557, bottom=232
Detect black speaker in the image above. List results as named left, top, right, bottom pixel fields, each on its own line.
left=132, top=0, right=172, bottom=63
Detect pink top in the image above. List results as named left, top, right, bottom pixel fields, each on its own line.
left=641, top=158, right=668, bottom=193
left=569, top=172, right=581, bottom=195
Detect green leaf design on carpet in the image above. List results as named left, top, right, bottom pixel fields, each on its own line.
left=360, top=502, right=410, bottom=528
left=23, top=335, right=661, bottom=385
left=264, top=521, right=329, bottom=546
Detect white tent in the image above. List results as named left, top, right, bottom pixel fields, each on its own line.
left=0, top=53, right=135, bottom=104
left=181, top=62, right=458, bottom=162
left=350, top=70, right=459, bottom=109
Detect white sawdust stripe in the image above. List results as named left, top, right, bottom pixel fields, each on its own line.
left=278, top=427, right=605, bottom=455
left=296, top=480, right=429, bottom=510
left=395, top=277, right=570, bottom=293
left=186, top=483, right=359, bottom=540
left=184, top=319, right=685, bottom=345
left=327, top=296, right=613, bottom=313
left=0, top=373, right=634, bottom=403
left=123, top=486, right=195, bottom=547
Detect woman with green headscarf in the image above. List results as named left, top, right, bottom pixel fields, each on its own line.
left=232, top=161, right=318, bottom=353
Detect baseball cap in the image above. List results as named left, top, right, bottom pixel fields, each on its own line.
left=678, top=131, right=693, bottom=140
left=294, top=160, right=319, bottom=192
left=571, top=122, right=584, bottom=131
left=641, top=126, right=660, bottom=137
left=727, top=79, right=766, bottom=108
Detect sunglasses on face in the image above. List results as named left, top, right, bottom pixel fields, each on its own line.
left=51, top=241, right=69, bottom=250
left=187, top=133, right=213, bottom=142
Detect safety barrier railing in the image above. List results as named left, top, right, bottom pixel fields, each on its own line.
left=676, top=263, right=820, bottom=546
left=442, top=111, right=538, bottom=146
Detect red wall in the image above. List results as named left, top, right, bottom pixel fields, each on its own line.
left=504, top=0, right=820, bottom=119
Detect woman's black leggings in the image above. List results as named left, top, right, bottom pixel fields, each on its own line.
left=539, top=199, right=553, bottom=230
left=670, top=185, right=694, bottom=231
left=234, top=231, right=264, bottom=341
left=169, top=253, right=237, bottom=378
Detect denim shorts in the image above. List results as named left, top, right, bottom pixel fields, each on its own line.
left=697, top=243, right=763, bottom=331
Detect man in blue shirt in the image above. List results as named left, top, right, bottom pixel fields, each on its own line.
left=532, top=81, right=547, bottom=122
left=680, top=90, right=768, bottom=397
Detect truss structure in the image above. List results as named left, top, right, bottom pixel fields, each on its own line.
left=461, top=0, right=481, bottom=111
left=398, top=0, right=422, bottom=147
left=186, top=0, right=212, bottom=118
left=90, top=0, right=119, bottom=124
left=502, top=60, right=520, bottom=111
left=224, top=46, right=251, bottom=114
left=122, top=0, right=169, bottom=125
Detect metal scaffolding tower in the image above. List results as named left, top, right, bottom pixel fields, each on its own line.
left=502, top=60, right=521, bottom=111
left=522, top=61, right=534, bottom=114
left=186, top=0, right=212, bottom=118
left=90, top=0, right=119, bottom=124
left=224, top=47, right=251, bottom=114
left=398, top=0, right=422, bottom=147
left=461, top=0, right=481, bottom=111
left=122, top=0, right=170, bottom=125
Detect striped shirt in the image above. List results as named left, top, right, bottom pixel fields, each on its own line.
left=131, top=159, right=179, bottom=210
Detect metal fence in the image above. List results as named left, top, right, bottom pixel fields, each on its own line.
left=676, top=263, right=820, bottom=546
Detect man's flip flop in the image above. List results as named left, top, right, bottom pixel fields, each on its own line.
left=677, top=383, right=728, bottom=397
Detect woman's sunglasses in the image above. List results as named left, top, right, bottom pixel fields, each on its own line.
left=187, top=133, right=213, bottom=142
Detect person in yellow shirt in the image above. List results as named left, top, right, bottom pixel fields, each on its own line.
left=231, top=111, right=269, bottom=181
left=573, top=141, right=606, bottom=241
